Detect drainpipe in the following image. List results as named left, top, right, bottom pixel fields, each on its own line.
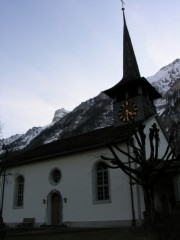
left=127, top=144, right=135, bottom=226
left=136, top=183, right=142, bottom=223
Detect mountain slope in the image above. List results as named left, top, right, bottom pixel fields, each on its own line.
left=25, top=93, right=113, bottom=149
left=147, top=58, right=180, bottom=115
left=2, top=58, right=180, bottom=153
left=148, top=59, right=180, bottom=95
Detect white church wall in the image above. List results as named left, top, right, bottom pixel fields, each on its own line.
left=2, top=143, right=142, bottom=227
left=3, top=116, right=170, bottom=228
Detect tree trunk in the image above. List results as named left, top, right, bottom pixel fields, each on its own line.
left=143, top=186, right=156, bottom=227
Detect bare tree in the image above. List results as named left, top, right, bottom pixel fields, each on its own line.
left=101, top=123, right=179, bottom=226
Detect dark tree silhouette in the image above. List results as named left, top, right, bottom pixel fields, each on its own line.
left=101, top=123, right=180, bottom=226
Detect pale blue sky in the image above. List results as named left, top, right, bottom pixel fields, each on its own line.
left=0, top=0, right=180, bottom=138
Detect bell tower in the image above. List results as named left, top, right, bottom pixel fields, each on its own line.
left=103, top=6, right=161, bottom=126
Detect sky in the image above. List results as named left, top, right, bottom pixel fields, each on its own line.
left=0, top=0, right=180, bottom=138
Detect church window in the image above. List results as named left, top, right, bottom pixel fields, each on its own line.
left=15, top=175, right=24, bottom=207
left=49, top=168, right=61, bottom=185
left=53, top=169, right=61, bottom=183
left=95, top=162, right=110, bottom=202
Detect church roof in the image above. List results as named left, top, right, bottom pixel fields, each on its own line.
left=103, top=77, right=161, bottom=100
left=4, top=122, right=142, bottom=167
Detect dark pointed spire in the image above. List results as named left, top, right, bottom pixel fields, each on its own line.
left=122, top=8, right=140, bottom=80
left=103, top=3, right=161, bottom=101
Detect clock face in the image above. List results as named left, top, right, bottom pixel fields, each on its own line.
left=119, top=101, right=137, bottom=122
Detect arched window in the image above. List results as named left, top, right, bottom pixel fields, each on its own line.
left=15, top=176, right=24, bottom=207
left=95, top=162, right=110, bottom=202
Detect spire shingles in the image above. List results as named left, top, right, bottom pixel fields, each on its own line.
left=122, top=9, right=140, bottom=80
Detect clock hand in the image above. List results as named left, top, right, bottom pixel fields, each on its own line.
left=126, top=110, right=129, bottom=120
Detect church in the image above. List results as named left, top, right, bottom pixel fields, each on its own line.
left=1, top=7, right=180, bottom=228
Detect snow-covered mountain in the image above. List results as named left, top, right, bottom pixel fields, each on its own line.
left=3, top=109, right=70, bottom=151
left=23, top=93, right=112, bottom=149
left=147, top=59, right=180, bottom=116
left=148, top=59, right=180, bottom=95
left=2, top=59, right=180, bottom=154
left=52, top=108, right=70, bottom=123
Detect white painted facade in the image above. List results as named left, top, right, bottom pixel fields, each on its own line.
left=3, top=144, right=138, bottom=227
left=1, top=116, right=178, bottom=228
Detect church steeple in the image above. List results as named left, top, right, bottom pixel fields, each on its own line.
left=103, top=5, right=161, bottom=101
left=122, top=8, right=140, bottom=80
left=103, top=4, right=161, bottom=126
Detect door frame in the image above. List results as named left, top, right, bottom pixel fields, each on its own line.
left=47, top=190, right=62, bottom=225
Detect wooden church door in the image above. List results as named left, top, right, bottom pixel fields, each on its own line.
left=51, top=192, right=61, bottom=225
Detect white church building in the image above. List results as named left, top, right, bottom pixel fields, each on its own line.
left=1, top=8, right=180, bottom=228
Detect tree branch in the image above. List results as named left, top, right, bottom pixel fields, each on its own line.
left=106, top=144, right=142, bottom=185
